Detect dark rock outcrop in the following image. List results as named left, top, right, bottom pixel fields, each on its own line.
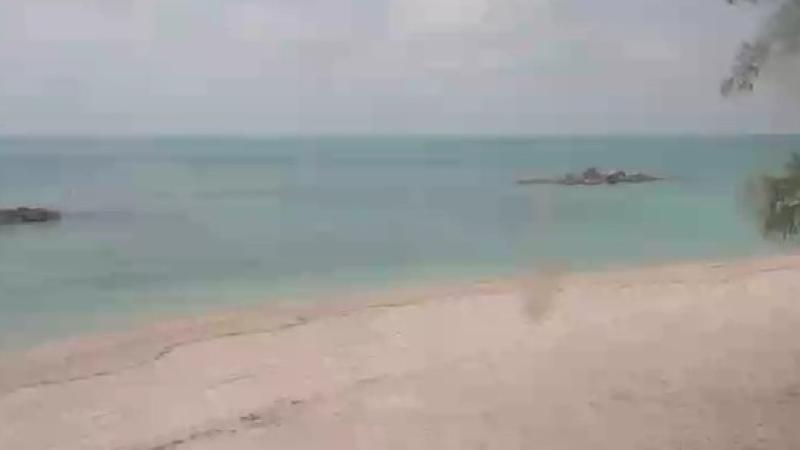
left=518, top=168, right=663, bottom=186
left=0, top=207, right=62, bottom=225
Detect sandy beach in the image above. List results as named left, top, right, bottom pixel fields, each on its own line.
left=2, top=255, right=800, bottom=449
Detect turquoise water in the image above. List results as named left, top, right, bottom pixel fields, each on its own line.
left=0, top=135, right=796, bottom=347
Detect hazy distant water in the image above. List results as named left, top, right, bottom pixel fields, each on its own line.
left=0, top=135, right=796, bottom=347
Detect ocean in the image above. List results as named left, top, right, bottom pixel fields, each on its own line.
left=0, top=135, right=796, bottom=347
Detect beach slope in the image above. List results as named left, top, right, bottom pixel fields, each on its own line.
left=2, top=256, right=800, bottom=449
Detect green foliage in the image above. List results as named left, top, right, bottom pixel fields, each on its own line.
left=722, top=0, right=800, bottom=95
left=757, top=153, right=800, bottom=239
left=723, top=1, right=800, bottom=240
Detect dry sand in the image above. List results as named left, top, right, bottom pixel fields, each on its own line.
left=2, top=255, right=800, bottom=450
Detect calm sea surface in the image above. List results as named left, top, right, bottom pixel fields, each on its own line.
left=0, top=135, right=796, bottom=346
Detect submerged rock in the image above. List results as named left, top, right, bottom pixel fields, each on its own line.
left=0, top=207, right=62, bottom=224
left=517, top=168, right=663, bottom=186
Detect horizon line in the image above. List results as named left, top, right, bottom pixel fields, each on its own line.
left=2, top=131, right=800, bottom=140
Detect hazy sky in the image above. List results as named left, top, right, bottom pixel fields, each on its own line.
left=1, top=0, right=799, bottom=135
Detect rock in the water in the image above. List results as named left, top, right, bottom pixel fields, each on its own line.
left=517, top=168, right=663, bottom=186
left=582, top=167, right=603, bottom=180
left=0, top=207, right=62, bottom=224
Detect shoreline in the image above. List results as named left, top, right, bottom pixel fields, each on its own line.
left=2, top=253, right=800, bottom=449
left=1, top=253, right=796, bottom=392
left=1, top=248, right=783, bottom=351
left=0, top=270, right=522, bottom=393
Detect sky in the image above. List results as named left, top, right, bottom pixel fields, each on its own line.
left=0, top=0, right=799, bottom=135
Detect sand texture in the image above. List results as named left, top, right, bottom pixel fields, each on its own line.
left=2, top=256, right=800, bottom=449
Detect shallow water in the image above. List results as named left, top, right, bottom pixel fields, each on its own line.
left=0, top=135, right=795, bottom=346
